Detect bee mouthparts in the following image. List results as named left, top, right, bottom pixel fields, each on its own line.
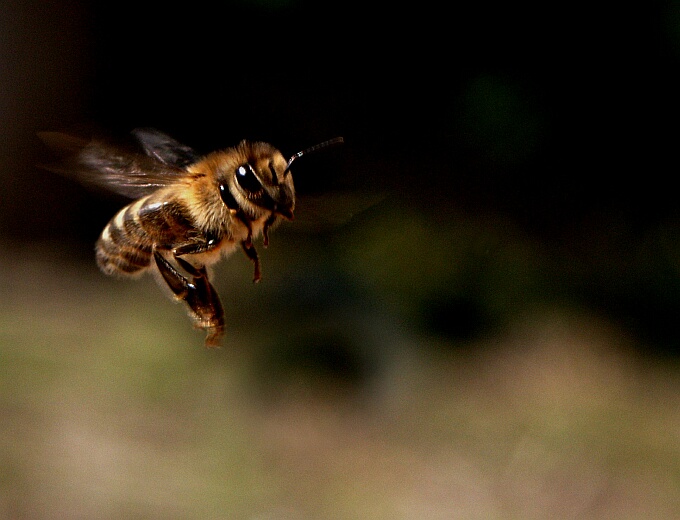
left=278, top=208, right=294, bottom=220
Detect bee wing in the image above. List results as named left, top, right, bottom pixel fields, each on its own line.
left=292, top=191, right=386, bottom=233
left=131, top=127, right=200, bottom=168
left=38, top=131, right=189, bottom=199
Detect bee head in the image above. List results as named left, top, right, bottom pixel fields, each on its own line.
left=218, top=137, right=344, bottom=221
left=216, top=141, right=294, bottom=220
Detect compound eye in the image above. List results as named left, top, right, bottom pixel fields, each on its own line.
left=219, top=182, right=239, bottom=210
left=235, top=164, right=263, bottom=194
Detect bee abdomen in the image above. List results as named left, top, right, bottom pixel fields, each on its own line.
left=96, top=193, right=197, bottom=276
left=96, top=198, right=156, bottom=276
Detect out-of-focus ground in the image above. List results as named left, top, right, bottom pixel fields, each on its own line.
left=1, top=208, right=679, bottom=519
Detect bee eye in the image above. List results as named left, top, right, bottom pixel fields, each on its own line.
left=235, top=164, right=262, bottom=193
left=219, top=182, right=239, bottom=210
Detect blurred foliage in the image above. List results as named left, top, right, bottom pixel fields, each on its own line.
left=455, top=75, right=545, bottom=168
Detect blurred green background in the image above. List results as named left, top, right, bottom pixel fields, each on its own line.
left=2, top=1, right=680, bottom=518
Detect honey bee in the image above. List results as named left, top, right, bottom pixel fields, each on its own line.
left=39, top=128, right=343, bottom=347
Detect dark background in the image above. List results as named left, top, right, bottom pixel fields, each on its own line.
left=3, top=0, right=679, bottom=353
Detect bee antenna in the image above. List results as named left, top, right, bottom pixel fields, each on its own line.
left=284, top=136, right=344, bottom=177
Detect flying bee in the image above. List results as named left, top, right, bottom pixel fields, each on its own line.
left=39, top=128, right=344, bottom=347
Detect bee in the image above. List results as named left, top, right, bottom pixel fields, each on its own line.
left=39, top=128, right=343, bottom=347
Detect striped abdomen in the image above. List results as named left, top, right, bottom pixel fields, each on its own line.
left=96, top=191, right=197, bottom=276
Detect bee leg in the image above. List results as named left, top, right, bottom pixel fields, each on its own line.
left=241, top=240, right=261, bottom=283
left=173, top=233, right=220, bottom=256
left=173, top=257, right=225, bottom=343
left=153, top=251, right=225, bottom=347
left=262, top=214, right=278, bottom=247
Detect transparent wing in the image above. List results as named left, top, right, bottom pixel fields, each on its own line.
left=38, top=131, right=190, bottom=199
left=291, top=191, right=386, bottom=233
left=131, top=127, right=200, bottom=168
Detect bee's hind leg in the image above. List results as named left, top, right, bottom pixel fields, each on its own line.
left=153, top=251, right=225, bottom=347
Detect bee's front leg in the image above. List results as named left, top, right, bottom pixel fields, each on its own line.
left=241, top=240, right=261, bottom=283
left=153, top=251, right=225, bottom=347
